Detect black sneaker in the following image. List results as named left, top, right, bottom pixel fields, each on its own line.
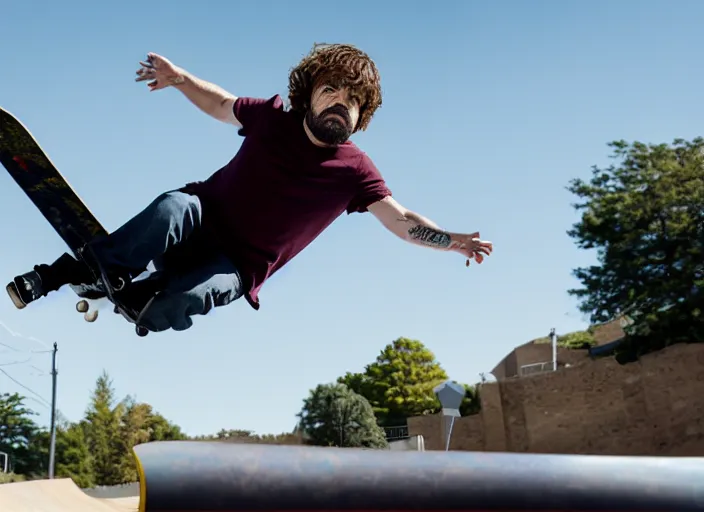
left=6, top=270, right=45, bottom=309
left=7, top=252, right=108, bottom=309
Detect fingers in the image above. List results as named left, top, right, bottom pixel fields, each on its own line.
left=135, top=53, right=158, bottom=80
left=474, top=240, right=493, bottom=255
left=465, top=251, right=483, bottom=265
left=135, top=64, right=164, bottom=91
left=148, top=80, right=165, bottom=91
left=455, top=232, right=493, bottom=269
left=135, top=73, right=155, bottom=83
left=147, top=53, right=168, bottom=70
left=135, top=69, right=162, bottom=90
left=462, top=238, right=492, bottom=268
left=475, top=244, right=492, bottom=256
left=135, top=62, right=155, bottom=82
left=136, top=54, right=175, bottom=91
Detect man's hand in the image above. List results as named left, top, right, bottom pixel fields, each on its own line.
left=447, top=232, right=493, bottom=266
left=134, top=52, right=240, bottom=126
left=135, top=53, right=185, bottom=91
left=367, top=196, right=494, bottom=268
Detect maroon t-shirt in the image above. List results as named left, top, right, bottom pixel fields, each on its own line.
left=182, top=95, right=392, bottom=310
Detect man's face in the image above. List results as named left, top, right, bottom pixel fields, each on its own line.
left=304, top=82, right=363, bottom=146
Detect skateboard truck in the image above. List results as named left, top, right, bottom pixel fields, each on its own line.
left=77, top=244, right=152, bottom=337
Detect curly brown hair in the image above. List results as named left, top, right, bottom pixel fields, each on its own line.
left=288, top=43, right=382, bottom=132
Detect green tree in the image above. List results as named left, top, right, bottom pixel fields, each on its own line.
left=339, top=337, right=449, bottom=426
left=533, top=329, right=596, bottom=349
left=117, top=398, right=188, bottom=482
left=1, top=373, right=190, bottom=485
left=144, top=411, right=187, bottom=442
left=459, top=383, right=481, bottom=416
left=200, top=429, right=260, bottom=441
left=31, top=415, right=95, bottom=488
left=0, top=393, right=45, bottom=476
left=297, top=383, right=388, bottom=449
left=117, top=399, right=152, bottom=482
left=119, top=396, right=187, bottom=444
left=55, top=420, right=94, bottom=487
left=191, top=429, right=301, bottom=445
left=83, top=371, right=128, bottom=485
left=567, top=139, right=704, bottom=360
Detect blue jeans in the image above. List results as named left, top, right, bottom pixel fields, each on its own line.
left=89, top=191, right=243, bottom=332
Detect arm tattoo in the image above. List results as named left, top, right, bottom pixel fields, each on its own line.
left=165, top=75, right=186, bottom=86
left=407, top=225, right=452, bottom=248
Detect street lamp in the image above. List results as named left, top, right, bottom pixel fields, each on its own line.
left=433, top=380, right=465, bottom=451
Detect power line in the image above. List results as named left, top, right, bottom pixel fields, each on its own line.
left=0, top=341, right=23, bottom=352
left=0, top=340, right=52, bottom=355
left=0, top=367, right=51, bottom=408
left=0, top=357, right=32, bottom=367
left=18, top=396, right=49, bottom=410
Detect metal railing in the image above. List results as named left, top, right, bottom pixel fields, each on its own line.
left=384, top=425, right=409, bottom=441
left=519, top=361, right=554, bottom=377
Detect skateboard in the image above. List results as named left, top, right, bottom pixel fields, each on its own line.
left=0, top=107, right=149, bottom=336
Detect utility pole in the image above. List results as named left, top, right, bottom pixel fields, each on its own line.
left=48, top=342, right=58, bottom=479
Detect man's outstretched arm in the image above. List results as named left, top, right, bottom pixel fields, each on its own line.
left=173, top=73, right=240, bottom=126
left=135, top=53, right=241, bottom=127
left=367, top=196, right=493, bottom=265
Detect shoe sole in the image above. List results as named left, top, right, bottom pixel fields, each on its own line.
left=6, top=282, right=26, bottom=309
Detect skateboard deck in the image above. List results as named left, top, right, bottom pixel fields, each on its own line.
left=0, top=107, right=148, bottom=334
left=0, top=108, right=107, bottom=255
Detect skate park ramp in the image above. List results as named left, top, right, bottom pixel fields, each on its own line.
left=0, top=477, right=138, bottom=511
left=2, top=440, right=704, bottom=511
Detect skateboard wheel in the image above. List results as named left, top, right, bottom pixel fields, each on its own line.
left=76, top=300, right=89, bottom=313
left=84, top=310, right=99, bottom=323
left=135, top=326, right=148, bottom=337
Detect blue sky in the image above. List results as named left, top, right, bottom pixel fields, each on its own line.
left=2, top=0, right=704, bottom=437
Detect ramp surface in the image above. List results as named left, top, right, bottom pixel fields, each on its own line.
left=0, top=478, right=138, bottom=512
left=3, top=442, right=704, bottom=511
left=135, top=440, right=704, bottom=511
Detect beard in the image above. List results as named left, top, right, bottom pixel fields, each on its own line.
left=305, top=104, right=353, bottom=145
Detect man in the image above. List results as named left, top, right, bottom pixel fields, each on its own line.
left=7, top=43, right=493, bottom=333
